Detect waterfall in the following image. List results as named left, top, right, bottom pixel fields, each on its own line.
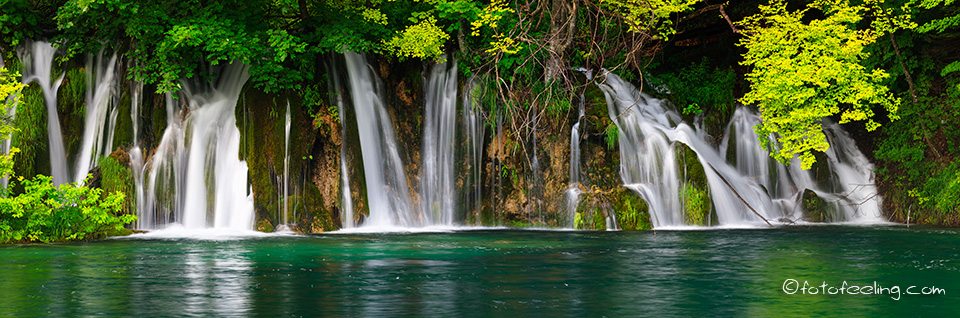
left=19, top=41, right=69, bottom=185
left=139, top=63, right=254, bottom=229
left=282, top=102, right=291, bottom=226
left=460, top=78, right=484, bottom=225
left=565, top=96, right=585, bottom=228
left=419, top=57, right=458, bottom=225
left=342, top=52, right=464, bottom=228
left=821, top=121, right=884, bottom=222
left=343, top=52, right=415, bottom=227
left=325, top=57, right=355, bottom=228
left=602, top=70, right=884, bottom=227
left=129, top=77, right=149, bottom=229
left=74, top=48, right=121, bottom=183
left=719, top=107, right=883, bottom=222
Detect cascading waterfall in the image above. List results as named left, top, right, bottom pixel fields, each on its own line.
left=343, top=52, right=416, bottom=227
left=282, top=101, right=291, bottom=226
left=820, top=121, right=884, bottom=222
left=460, top=78, right=484, bottom=224
left=601, top=70, right=883, bottom=227
left=325, top=58, right=355, bottom=228
left=720, top=107, right=883, bottom=223
left=720, top=106, right=815, bottom=215
left=531, top=120, right=543, bottom=224
left=343, top=52, right=465, bottom=228
left=138, top=63, right=254, bottom=229
left=565, top=96, right=585, bottom=228
left=419, top=57, right=458, bottom=225
left=74, top=49, right=121, bottom=183
left=19, top=41, right=69, bottom=185
left=129, top=77, right=149, bottom=229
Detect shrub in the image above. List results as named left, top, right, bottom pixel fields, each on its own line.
left=0, top=175, right=135, bottom=243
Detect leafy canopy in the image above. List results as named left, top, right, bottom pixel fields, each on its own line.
left=739, top=0, right=902, bottom=169
left=602, top=0, right=704, bottom=41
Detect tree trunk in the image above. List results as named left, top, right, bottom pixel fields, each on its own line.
left=890, top=32, right=943, bottom=159
left=545, top=0, right=576, bottom=82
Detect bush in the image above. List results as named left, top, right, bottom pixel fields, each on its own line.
left=0, top=175, right=135, bottom=243
left=652, top=58, right=736, bottom=118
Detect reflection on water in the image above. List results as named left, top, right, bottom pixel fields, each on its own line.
left=0, top=226, right=958, bottom=316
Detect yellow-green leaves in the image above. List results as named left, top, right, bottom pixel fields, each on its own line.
left=739, top=0, right=901, bottom=169
left=485, top=33, right=521, bottom=54
left=601, top=0, right=703, bottom=41
left=361, top=8, right=389, bottom=25
left=382, top=15, right=451, bottom=61
left=0, top=68, right=22, bottom=180
left=471, top=0, right=511, bottom=36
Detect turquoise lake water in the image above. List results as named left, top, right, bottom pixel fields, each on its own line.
left=1, top=225, right=957, bottom=317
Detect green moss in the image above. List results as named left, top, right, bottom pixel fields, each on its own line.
left=682, top=186, right=709, bottom=226
left=99, top=156, right=134, bottom=216
left=593, top=206, right=606, bottom=230
left=11, top=84, right=50, bottom=193
left=59, top=68, right=86, bottom=159
left=60, top=68, right=85, bottom=114
left=105, top=227, right=134, bottom=237
left=676, top=142, right=712, bottom=226
left=802, top=189, right=836, bottom=223
left=810, top=150, right=834, bottom=192
left=508, top=219, right=534, bottom=228
left=112, top=88, right=133, bottom=149
left=151, top=95, right=167, bottom=144
left=301, top=183, right=335, bottom=232
left=614, top=190, right=651, bottom=230
left=256, top=219, right=275, bottom=232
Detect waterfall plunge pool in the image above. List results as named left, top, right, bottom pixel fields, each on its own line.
left=1, top=226, right=956, bottom=316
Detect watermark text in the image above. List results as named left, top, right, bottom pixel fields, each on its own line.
left=782, top=279, right=945, bottom=300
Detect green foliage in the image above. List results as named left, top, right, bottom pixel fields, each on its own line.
left=574, top=212, right=585, bottom=229
left=50, top=0, right=504, bottom=95
left=931, top=163, right=960, bottom=217
left=682, top=103, right=702, bottom=116
left=593, top=207, right=606, bottom=230
left=615, top=194, right=651, bottom=230
left=601, top=0, right=703, bottom=40
left=0, top=175, right=135, bottom=243
left=0, top=0, right=55, bottom=52
left=915, top=0, right=959, bottom=34
left=739, top=0, right=902, bottom=169
left=914, top=0, right=960, bottom=90
left=382, top=15, right=450, bottom=61
left=653, top=58, right=736, bottom=117
left=681, top=185, right=708, bottom=226
left=604, top=124, right=619, bottom=150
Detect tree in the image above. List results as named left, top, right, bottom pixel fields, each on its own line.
left=738, top=0, right=902, bottom=169
left=0, top=67, right=21, bottom=181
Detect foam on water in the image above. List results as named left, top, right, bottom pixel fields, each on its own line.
left=122, top=225, right=295, bottom=241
